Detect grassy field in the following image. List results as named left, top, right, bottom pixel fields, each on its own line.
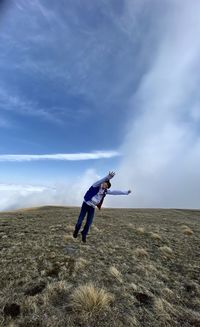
left=0, top=206, right=200, bottom=327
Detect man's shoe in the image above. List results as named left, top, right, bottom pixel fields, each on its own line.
left=73, top=230, right=78, bottom=238
left=81, top=233, right=86, bottom=243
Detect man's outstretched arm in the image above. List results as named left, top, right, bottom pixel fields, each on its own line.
left=107, top=189, right=132, bottom=195
left=92, top=171, right=115, bottom=187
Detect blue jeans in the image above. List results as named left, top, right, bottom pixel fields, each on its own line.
left=75, top=202, right=95, bottom=237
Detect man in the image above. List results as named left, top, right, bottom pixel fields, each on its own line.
left=73, top=171, right=131, bottom=243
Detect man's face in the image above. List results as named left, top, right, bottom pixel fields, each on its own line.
left=102, top=182, right=109, bottom=189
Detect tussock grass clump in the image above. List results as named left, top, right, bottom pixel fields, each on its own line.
left=181, top=224, right=190, bottom=229
left=161, top=287, right=174, bottom=300
left=181, top=225, right=194, bottom=235
left=183, top=228, right=193, bottom=235
left=143, top=263, right=159, bottom=276
left=129, top=282, right=138, bottom=291
left=75, top=257, right=88, bottom=271
left=150, top=232, right=162, bottom=240
left=136, top=227, right=145, bottom=234
left=69, top=283, right=114, bottom=313
left=22, top=296, right=41, bottom=316
left=159, top=246, right=173, bottom=256
left=2, top=234, right=8, bottom=239
left=109, top=266, right=123, bottom=283
left=134, top=248, right=149, bottom=258
left=63, top=234, right=74, bottom=242
left=92, top=225, right=100, bottom=232
left=7, top=322, right=17, bottom=327
left=153, top=297, right=173, bottom=322
left=159, top=298, right=178, bottom=316
left=46, top=280, right=72, bottom=295
left=66, top=224, right=75, bottom=232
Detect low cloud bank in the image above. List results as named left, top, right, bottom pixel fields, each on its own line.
left=0, top=170, right=99, bottom=211
left=0, top=169, right=134, bottom=211
left=114, top=1, right=200, bottom=209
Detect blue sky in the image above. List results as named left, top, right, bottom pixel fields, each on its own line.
left=0, top=0, right=200, bottom=210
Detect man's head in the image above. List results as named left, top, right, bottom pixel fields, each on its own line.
left=102, top=180, right=111, bottom=189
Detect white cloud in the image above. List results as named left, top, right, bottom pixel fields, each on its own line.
left=1, top=1, right=200, bottom=210
left=0, top=151, right=119, bottom=162
left=0, top=183, right=53, bottom=211
left=0, top=169, right=134, bottom=211
left=113, top=1, right=200, bottom=209
left=0, top=184, right=48, bottom=192
left=0, top=169, right=99, bottom=211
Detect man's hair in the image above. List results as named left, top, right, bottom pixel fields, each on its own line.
left=105, top=180, right=111, bottom=189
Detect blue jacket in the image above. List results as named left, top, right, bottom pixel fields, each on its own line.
left=83, top=174, right=129, bottom=209
left=84, top=185, right=106, bottom=202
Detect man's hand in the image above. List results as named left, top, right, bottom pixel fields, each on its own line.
left=128, top=190, right=132, bottom=194
left=108, top=171, right=115, bottom=179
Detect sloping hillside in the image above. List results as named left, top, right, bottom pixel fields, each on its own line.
left=0, top=206, right=200, bottom=326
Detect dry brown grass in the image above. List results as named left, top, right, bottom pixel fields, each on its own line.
left=153, top=297, right=173, bottom=322
left=161, top=287, right=174, bottom=300
left=136, top=227, right=145, bottom=234
left=69, top=283, right=114, bottom=313
left=149, top=232, right=162, bottom=240
left=159, top=246, right=173, bottom=256
left=129, top=282, right=138, bottom=291
left=75, top=257, right=88, bottom=271
left=92, top=225, right=100, bottom=232
left=63, top=234, right=74, bottom=242
left=183, top=228, right=194, bottom=235
left=181, top=225, right=194, bottom=235
left=7, top=323, right=17, bottom=327
left=65, top=224, right=75, bottom=232
left=134, top=247, right=149, bottom=258
left=109, top=266, right=123, bottom=283
left=0, top=206, right=200, bottom=326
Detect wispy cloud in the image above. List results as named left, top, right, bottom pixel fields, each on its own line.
left=0, top=116, right=11, bottom=128
left=0, top=86, right=63, bottom=124
left=0, top=1, right=139, bottom=129
left=0, top=151, right=120, bottom=162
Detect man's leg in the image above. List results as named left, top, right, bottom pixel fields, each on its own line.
left=73, top=202, right=88, bottom=237
left=81, top=206, right=95, bottom=242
